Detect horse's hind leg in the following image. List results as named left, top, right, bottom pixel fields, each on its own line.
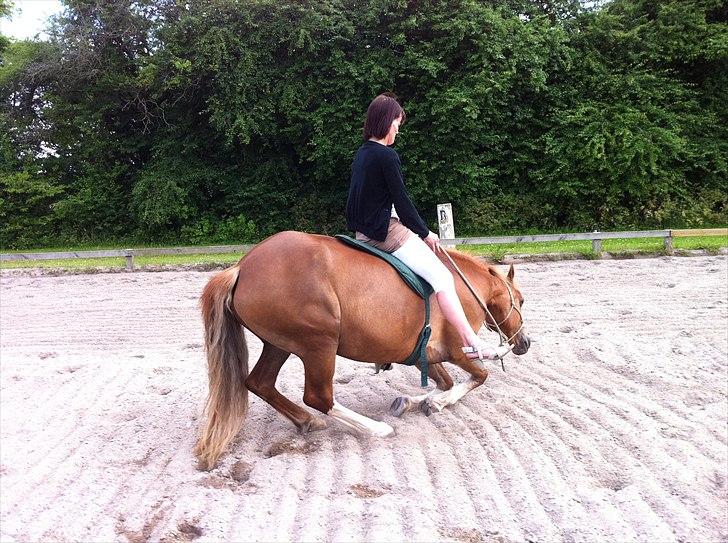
left=301, top=346, right=395, bottom=438
left=245, top=341, right=327, bottom=434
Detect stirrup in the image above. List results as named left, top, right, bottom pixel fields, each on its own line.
left=462, top=344, right=510, bottom=361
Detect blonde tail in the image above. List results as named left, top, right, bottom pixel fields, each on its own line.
left=194, top=265, right=248, bottom=470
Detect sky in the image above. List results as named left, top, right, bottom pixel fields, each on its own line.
left=1, top=0, right=63, bottom=41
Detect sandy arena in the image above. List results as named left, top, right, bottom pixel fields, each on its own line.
left=1, top=255, right=727, bottom=542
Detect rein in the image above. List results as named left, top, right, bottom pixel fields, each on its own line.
left=441, top=250, right=523, bottom=371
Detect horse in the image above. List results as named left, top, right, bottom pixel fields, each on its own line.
left=194, top=231, right=530, bottom=469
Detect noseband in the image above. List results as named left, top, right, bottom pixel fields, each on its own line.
left=442, top=250, right=523, bottom=370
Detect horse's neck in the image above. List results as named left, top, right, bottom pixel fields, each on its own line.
left=447, top=251, right=497, bottom=301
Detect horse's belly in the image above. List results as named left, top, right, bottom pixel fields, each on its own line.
left=336, top=282, right=431, bottom=363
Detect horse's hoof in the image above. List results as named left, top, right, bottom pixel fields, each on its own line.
left=419, top=398, right=441, bottom=417
left=390, top=396, right=410, bottom=417
left=371, top=421, right=396, bottom=438
left=299, top=417, right=328, bottom=434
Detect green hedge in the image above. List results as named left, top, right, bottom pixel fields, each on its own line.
left=1, top=0, right=726, bottom=249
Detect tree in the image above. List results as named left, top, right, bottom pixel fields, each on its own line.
left=533, top=0, right=727, bottom=228
left=1, top=0, right=725, bottom=248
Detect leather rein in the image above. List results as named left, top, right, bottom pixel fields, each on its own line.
left=441, top=249, right=524, bottom=371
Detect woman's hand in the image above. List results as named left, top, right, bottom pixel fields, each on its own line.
left=423, top=231, right=441, bottom=253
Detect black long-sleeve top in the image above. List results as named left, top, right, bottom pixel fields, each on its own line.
left=345, top=141, right=429, bottom=242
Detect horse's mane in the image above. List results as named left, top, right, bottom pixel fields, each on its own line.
left=444, top=248, right=504, bottom=280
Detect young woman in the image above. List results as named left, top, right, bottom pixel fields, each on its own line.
left=346, top=94, right=506, bottom=361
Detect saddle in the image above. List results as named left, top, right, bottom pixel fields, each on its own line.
left=334, top=235, right=433, bottom=387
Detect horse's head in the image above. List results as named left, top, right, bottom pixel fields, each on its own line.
left=485, top=264, right=530, bottom=355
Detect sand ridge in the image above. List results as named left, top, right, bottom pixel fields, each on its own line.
left=0, top=255, right=726, bottom=542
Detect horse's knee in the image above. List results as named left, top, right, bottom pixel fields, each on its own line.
left=303, top=389, right=334, bottom=414
left=473, top=369, right=488, bottom=385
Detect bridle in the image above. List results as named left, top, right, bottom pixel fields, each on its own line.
left=441, top=250, right=524, bottom=370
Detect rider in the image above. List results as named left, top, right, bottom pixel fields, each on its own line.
left=346, top=93, right=507, bottom=361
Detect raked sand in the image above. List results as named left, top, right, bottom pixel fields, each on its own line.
left=1, top=255, right=726, bottom=542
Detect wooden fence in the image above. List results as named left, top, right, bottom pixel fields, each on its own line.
left=438, top=229, right=682, bottom=252
left=0, top=244, right=254, bottom=271
left=1, top=229, right=725, bottom=271
left=439, top=229, right=728, bottom=254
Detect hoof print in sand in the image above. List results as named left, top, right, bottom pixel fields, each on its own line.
left=161, top=521, right=203, bottom=542
left=197, top=461, right=254, bottom=490
left=265, top=438, right=319, bottom=458
left=439, top=527, right=488, bottom=543
left=230, top=460, right=253, bottom=483
left=198, top=475, right=236, bottom=490
left=349, top=484, right=387, bottom=499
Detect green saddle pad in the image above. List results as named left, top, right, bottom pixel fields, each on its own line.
left=334, top=235, right=433, bottom=387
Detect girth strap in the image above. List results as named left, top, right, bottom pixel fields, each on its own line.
left=400, top=298, right=431, bottom=387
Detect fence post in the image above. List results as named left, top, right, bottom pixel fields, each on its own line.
left=124, top=251, right=134, bottom=271
left=437, top=203, right=455, bottom=240
left=664, top=230, right=673, bottom=254
left=592, top=234, right=603, bottom=257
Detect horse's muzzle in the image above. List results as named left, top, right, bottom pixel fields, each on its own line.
left=512, top=332, right=531, bottom=355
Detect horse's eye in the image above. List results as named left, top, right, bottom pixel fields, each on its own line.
left=519, top=299, right=525, bottom=307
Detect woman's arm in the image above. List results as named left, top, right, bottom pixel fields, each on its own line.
left=382, top=152, right=429, bottom=238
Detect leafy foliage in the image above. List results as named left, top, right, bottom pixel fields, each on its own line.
left=0, top=0, right=725, bottom=248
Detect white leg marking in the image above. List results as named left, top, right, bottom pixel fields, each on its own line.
left=410, top=388, right=438, bottom=404
left=442, top=379, right=480, bottom=405
left=327, top=400, right=395, bottom=437
left=423, top=378, right=481, bottom=413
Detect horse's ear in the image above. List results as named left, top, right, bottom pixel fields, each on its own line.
left=507, top=264, right=515, bottom=281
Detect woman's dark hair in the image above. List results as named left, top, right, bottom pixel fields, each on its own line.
left=363, top=93, right=406, bottom=141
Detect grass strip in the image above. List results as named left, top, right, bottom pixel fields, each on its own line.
left=0, top=252, right=243, bottom=270
left=459, top=235, right=727, bottom=259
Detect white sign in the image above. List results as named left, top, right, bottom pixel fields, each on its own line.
left=437, top=203, right=455, bottom=240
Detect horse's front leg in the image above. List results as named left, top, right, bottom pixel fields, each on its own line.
left=390, top=363, right=454, bottom=417
left=418, top=359, right=489, bottom=416
left=302, top=343, right=395, bottom=437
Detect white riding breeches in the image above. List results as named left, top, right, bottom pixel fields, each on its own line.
left=391, top=235, right=455, bottom=294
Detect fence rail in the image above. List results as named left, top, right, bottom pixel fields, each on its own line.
left=0, top=244, right=254, bottom=270
left=1, top=229, right=725, bottom=270
left=438, top=227, right=726, bottom=254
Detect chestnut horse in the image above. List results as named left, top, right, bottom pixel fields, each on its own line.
left=194, top=231, right=530, bottom=469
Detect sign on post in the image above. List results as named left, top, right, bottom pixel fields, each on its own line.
left=437, top=203, right=455, bottom=240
